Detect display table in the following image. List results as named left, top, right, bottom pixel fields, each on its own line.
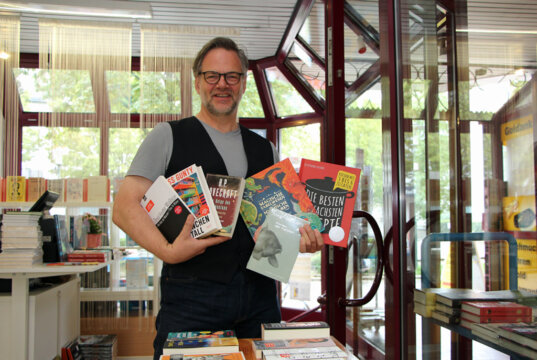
left=0, top=263, right=108, bottom=359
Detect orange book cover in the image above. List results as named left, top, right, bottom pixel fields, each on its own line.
left=298, top=159, right=361, bottom=247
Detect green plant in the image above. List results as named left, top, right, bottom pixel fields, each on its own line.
left=83, top=213, right=102, bottom=234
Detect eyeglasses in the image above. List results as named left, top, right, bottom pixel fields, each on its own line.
left=199, top=71, right=244, bottom=85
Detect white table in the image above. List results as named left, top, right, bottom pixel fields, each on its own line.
left=0, top=263, right=108, bottom=359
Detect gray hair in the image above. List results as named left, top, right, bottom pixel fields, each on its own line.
left=192, top=37, right=249, bottom=75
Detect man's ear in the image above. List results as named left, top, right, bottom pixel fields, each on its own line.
left=194, top=75, right=201, bottom=94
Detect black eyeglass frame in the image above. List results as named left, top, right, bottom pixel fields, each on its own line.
left=198, top=71, right=245, bottom=85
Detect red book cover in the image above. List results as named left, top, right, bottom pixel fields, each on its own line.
left=460, top=311, right=532, bottom=324
left=206, top=174, right=246, bottom=237
left=461, top=301, right=533, bottom=316
left=240, top=158, right=322, bottom=241
left=298, top=159, right=361, bottom=247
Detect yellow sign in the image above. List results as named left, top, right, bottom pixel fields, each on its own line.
left=333, top=171, right=356, bottom=192
left=501, top=115, right=533, bottom=145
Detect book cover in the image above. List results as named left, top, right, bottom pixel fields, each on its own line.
left=298, top=159, right=361, bottom=247
left=6, top=175, right=26, bottom=202
left=168, top=330, right=236, bottom=341
left=246, top=208, right=306, bottom=283
left=206, top=174, right=246, bottom=237
left=461, top=311, right=531, bottom=324
left=461, top=301, right=532, bottom=316
left=161, top=352, right=246, bottom=360
left=26, top=177, right=46, bottom=202
left=497, top=322, right=537, bottom=350
left=141, top=175, right=193, bottom=241
left=240, top=158, right=322, bottom=242
left=436, top=289, right=537, bottom=307
left=162, top=337, right=239, bottom=356
left=86, top=175, right=109, bottom=202
left=167, top=165, right=222, bottom=238
left=65, top=178, right=84, bottom=202
left=252, top=338, right=336, bottom=359
left=47, top=178, right=65, bottom=203
left=262, top=321, right=330, bottom=340
left=262, top=347, right=346, bottom=360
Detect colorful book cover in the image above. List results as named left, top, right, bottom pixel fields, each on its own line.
left=167, top=330, right=236, bottom=341
left=497, top=322, right=537, bottom=350
left=246, top=208, right=306, bottom=283
left=460, top=311, right=532, bottom=324
left=298, top=159, right=361, bottom=247
left=6, top=175, right=26, bottom=202
left=141, top=175, right=193, bottom=241
left=167, top=165, right=222, bottom=238
left=461, top=301, right=532, bottom=316
left=65, top=178, right=84, bottom=202
left=252, top=338, right=336, bottom=359
left=162, top=337, right=239, bottom=355
left=262, top=347, right=346, bottom=360
left=206, top=174, right=246, bottom=237
left=240, top=158, right=322, bottom=242
left=161, top=352, right=246, bottom=360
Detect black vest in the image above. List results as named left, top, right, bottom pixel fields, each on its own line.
left=162, top=117, right=274, bottom=283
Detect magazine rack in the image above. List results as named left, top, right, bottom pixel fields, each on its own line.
left=420, top=232, right=518, bottom=290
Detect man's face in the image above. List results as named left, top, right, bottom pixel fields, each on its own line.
left=195, top=48, right=246, bottom=117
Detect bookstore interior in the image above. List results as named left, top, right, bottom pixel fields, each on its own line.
left=1, top=0, right=537, bottom=359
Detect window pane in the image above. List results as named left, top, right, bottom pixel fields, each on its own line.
left=238, top=71, right=264, bottom=118
left=106, top=71, right=181, bottom=114
left=265, top=67, right=314, bottom=117
left=278, top=123, right=321, bottom=310
left=14, top=68, right=95, bottom=113
left=287, top=43, right=325, bottom=100
left=22, top=127, right=100, bottom=178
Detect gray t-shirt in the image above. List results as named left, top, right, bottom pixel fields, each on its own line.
left=127, top=118, right=279, bottom=181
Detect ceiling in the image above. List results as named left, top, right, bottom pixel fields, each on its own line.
left=3, top=0, right=537, bottom=71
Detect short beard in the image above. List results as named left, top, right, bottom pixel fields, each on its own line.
left=206, top=98, right=239, bottom=116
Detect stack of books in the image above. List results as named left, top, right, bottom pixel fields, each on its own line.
left=0, top=211, right=43, bottom=267
left=161, top=354, right=245, bottom=360
left=78, top=334, right=118, bottom=360
left=162, top=329, right=241, bottom=357
left=460, top=301, right=532, bottom=329
left=251, top=321, right=346, bottom=360
left=413, top=288, right=441, bottom=318
left=67, top=249, right=112, bottom=263
left=470, top=322, right=537, bottom=358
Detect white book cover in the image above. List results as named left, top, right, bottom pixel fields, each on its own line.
left=65, top=178, right=84, bottom=202
left=246, top=208, right=306, bottom=283
left=86, top=175, right=109, bottom=202
left=141, top=176, right=194, bottom=241
left=167, top=165, right=222, bottom=238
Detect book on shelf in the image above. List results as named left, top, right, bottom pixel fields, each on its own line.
left=61, top=337, right=82, bottom=360
left=413, top=302, right=435, bottom=318
left=252, top=338, right=337, bottom=359
left=498, top=336, right=537, bottom=359
left=435, top=303, right=461, bottom=316
left=240, top=158, right=322, bottom=243
left=65, top=178, right=84, bottom=202
left=160, top=353, right=246, bottom=360
left=246, top=208, right=306, bottom=283
left=167, top=165, right=222, bottom=238
left=162, top=337, right=239, bottom=356
left=262, top=347, right=347, bottom=360
left=461, top=301, right=533, bottom=316
left=86, top=175, right=110, bottom=202
left=206, top=173, right=246, bottom=237
left=125, top=258, right=148, bottom=289
left=67, top=249, right=112, bottom=262
left=414, top=288, right=444, bottom=306
left=460, top=311, right=532, bottom=324
left=47, top=178, right=65, bottom=203
left=6, top=175, right=26, bottom=202
left=167, top=330, right=236, bottom=341
left=497, top=322, right=537, bottom=350
left=431, top=310, right=460, bottom=325
left=433, top=288, right=537, bottom=307
left=141, top=175, right=193, bottom=241
left=26, top=177, right=46, bottom=202
left=470, top=322, right=503, bottom=341
left=298, top=158, right=361, bottom=247
left=261, top=321, right=330, bottom=340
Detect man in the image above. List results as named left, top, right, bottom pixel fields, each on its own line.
left=113, top=37, right=324, bottom=359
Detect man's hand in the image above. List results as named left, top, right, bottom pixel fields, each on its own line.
left=164, top=214, right=231, bottom=264
left=298, top=223, right=324, bottom=253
